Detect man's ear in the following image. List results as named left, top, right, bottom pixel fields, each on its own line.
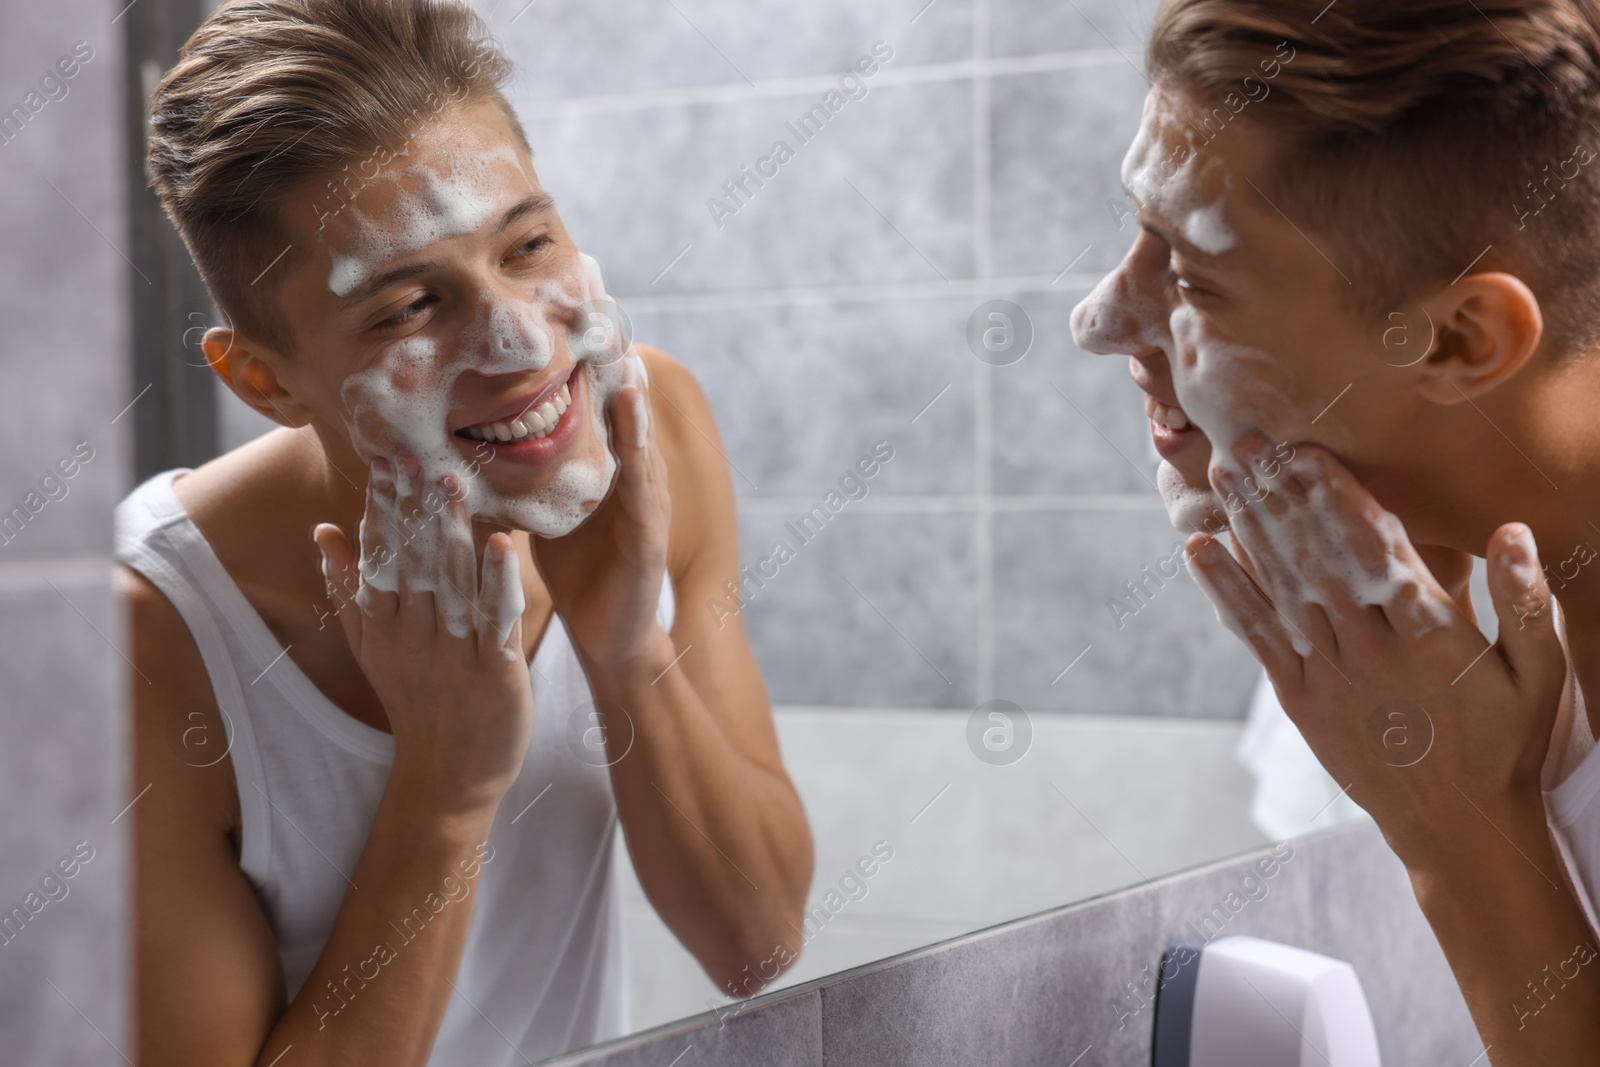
left=202, top=327, right=312, bottom=428
left=1411, top=271, right=1544, bottom=404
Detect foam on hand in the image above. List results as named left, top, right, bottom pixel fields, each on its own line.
left=1166, top=304, right=1439, bottom=621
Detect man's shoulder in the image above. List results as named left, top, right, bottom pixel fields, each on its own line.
left=117, top=535, right=248, bottom=835
left=631, top=345, right=737, bottom=581
left=171, top=427, right=302, bottom=528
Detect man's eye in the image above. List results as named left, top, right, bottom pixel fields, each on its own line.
left=380, top=294, right=434, bottom=328
left=512, top=235, right=553, bottom=259
left=1168, top=262, right=1205, bottom=298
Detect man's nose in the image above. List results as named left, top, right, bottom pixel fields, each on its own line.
left=467, top=294, right=556, bottom=373
left=1072, top=267, right=1153, bottom=358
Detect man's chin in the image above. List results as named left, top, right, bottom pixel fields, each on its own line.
left=1157, top=460, right=1227, bottom=536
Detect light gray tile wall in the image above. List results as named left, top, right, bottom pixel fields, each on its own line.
left=497, top=0, right=971, bottom=102
left=549, top=823, right=1480, bottom=1066
left=0, top=2, right=129, bottom=1064
left=489, top=0, right=1253, bottom=718
left=989, top=0, right=1165, bottom=57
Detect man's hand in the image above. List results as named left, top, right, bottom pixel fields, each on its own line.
left=531, top=377, right=674, bottom=674
left=314, top=454, right=534, bottom=813
left=1181, top=433, right=1600, bottom=1064
left=1185, top=433, right=1567, bottom=864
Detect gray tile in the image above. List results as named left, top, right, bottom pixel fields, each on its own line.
left=0, top=10, right=128, bottom=562
left=992, top=509, right=1260, bottom=716
left=732, top=510, right=978, bottom=708
left=989, top=287, right=1158, bottom=495
left=0, top=573, right=128, bottom=1065
left=635, top=296, right=977, bottom=498
left=990, top=64, right=1149, bottom=280
left=990, top=0, right=1164, bottom=57
left=819, top=889, right=1153, bottom=1066
left=1306, top=825, right=1482, bottom=1066
left=490, top=0, right=972, bottom=100
left=540, top=990, right=819, bottom=1067
left=523, top=79, right=973, bottom=294
left=818, top=842, right=1309, bottom=1066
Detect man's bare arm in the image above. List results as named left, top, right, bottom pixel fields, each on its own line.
left=530, top=349, right=814, bottom=994
left=1188, top=437, right=1600, bottom=1065
left=130, top=457, right=538, bottom=1065
left=129, top=566, right=505, bottom=1066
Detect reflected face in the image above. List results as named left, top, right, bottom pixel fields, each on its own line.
left=273, top=98, right=641, bottom=536
left=1071, top=85, right=1421, bottom=534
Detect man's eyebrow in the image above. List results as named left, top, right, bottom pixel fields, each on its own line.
left=341, top=194, right=557, bottom=306
left=494, top=193, right=555, bottom=236
left=342, top=260, right=441, bottom=307
left=1140, top=211, right=1220, bottom=262
left=1122, top=181, right=1230, bottom=262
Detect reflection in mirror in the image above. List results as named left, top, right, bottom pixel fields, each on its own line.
left=111, top=0, right=1406, bottom=1062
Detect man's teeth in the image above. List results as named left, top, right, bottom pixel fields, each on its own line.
left=463, top=382, right=572, bottom=442
left=1144, top=394, right=1191, bottom=431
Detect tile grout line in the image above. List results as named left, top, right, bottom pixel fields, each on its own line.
left=513, top=47, right=1129, bottom=119
left=617, top=272, right=1100, bottom=313
left=973, top=0, right=997, bottom=704
left=736, top=492, right=1163, bottom=513
left=813, top=985, right=824, bottom=1067
left=0, top=554, right=113, bottom=592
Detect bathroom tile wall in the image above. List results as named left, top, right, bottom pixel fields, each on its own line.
left=547, top=822, right=1481, bottom=1067
left=0, top=2, right=129, bottom=1063
left=492, top=0, right=1259, bottom=717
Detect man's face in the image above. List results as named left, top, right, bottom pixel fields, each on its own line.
left=1072, top=85, right=1428, bottom=536
left=269, top=98, right=639, bottom=536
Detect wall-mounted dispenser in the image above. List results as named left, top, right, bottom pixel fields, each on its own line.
left=1152, top=936, right=1382, bottom=1067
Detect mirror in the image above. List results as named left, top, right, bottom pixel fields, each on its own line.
left=143, top=0, right=1373, bottom=1057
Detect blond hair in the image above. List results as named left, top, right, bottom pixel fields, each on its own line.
left=1148, top=0, right=1600, bottom=357
left=147, top=0, right=527, bottom=355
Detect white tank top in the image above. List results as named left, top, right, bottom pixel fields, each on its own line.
left=1544, top=647, right=1600, bottom=930
left=1527, top=600, right=1600, bottom=934
left=115, top=470, right=671, bottom=1064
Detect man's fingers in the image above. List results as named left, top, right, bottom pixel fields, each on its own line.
left=313, top=522, right=364, bottom=654
left=608, top=385, right=653, bottom=507
left=1487, top=522, right=1568, bottom=693
left=1186, top=532, right=1306, bottom=682
left=356, top=459, right=400, bottom=618
left=390, top=452, right=440, bottom=630
left=1287, top=448, right=1454, bottom=639
left=1212, top=461, right=1342, bottom=654
left=435, top=474, right=477, bottom=640
left=477, top=533, right=526, bottom=660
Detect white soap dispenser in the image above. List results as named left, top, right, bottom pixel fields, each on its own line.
left=1152, top=936, right=1382, bottom=1067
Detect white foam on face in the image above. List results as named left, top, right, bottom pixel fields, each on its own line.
left=1156, top=460, right=1222, bottom=535
left=1123, top=91, right=1240, bottom=258
left=1073, top=88, right=1247, bottom=530
left=1081, top=88, right=1449, bottom=625
left=342, top=252, right=641, bottom=548
left=327, top=143, right=524, bottom=297
left=1168, top=303, right=1451, bottom=627
left=1071, top=266, right=1171, bottom=356
left=1167, top=303, right=1294, bottom=466
left=1073, top=246, right=1217, bottom=531
left=1181, top=198, right=1237, bottom=256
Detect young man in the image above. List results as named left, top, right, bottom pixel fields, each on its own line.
left=122, top=1, right=812, bottom=1064
left=1074, top=1, right=1600, bottom=1060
